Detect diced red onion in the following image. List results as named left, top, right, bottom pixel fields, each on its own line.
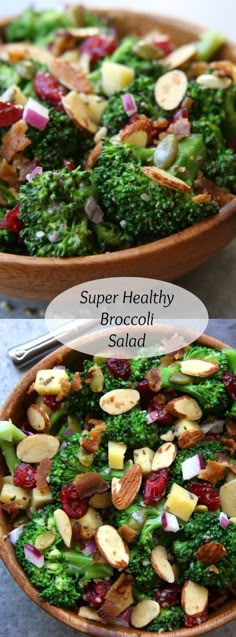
left=82, top=539, right=97, bottom=555
left=121, top=93, right=137, bottom=117
left=23, top=98, right=49, bottom=130
left=146, top=410, right=159, bottom=424
left=26, top=166, right=43, bottom=182
left=219, top=512, right=230, bottom=529
left=24, top=543, right=44, bottom=568
left=8, top=525, right=24, bottom=545
left=201, top=420, right=224, bottom=434
left=85, top=197, right=104, bottom=224
left=181, top=454, right=205, bottom=481
left=114, top=608, right=132, bottom=627
left=161, top=512, right=180, bottom=533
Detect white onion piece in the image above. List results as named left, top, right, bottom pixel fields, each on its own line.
left=219, top=512, right=230, bottom=529
left=121, top=93, right=137, bottom=117
left=24, top=543, right=44, bottom=568
left=201, top=420, right=224, bottom=434
left=182, top=453, right=205, bottom=481
left=26, top=166, right=43, bottom=182
left=161, top=512, right=180, bottom=533
left=8, top=525, right=24, bottom=545
left=23, top=98, right=49, bottom=130
left=85, top=197, right=104, bottom=224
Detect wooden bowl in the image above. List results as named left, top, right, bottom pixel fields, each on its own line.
left=1, top=332, right=236, bottom=635
left=0, top=9, right=236, bottom=301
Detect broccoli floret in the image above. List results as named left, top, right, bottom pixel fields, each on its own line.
left=94, top=221, right=130, bottom=251
left=229, top=402, right=236, bottom=419
left=148, top=607, right=185, bottom=632
left=94, top=140, right=218, bottom=245
left=15, top=505, right=112, bottom=609
left=19, top=167, right=95, bottom=257
left=5, top=8, right=74, bottom=45
left=111, top=36, right=168, bottom=78
left=192, top=118, right=236, bottom=193
left=195, top=31, right=225, bottom=61
left=0, top=420, right=25, bottom=473
left=169, top=441, right=223, bottom=487
left=104, top=408, right=159, bottom=449
left=0, top=61, right=20, bottom=93
left=128, top=542, right=158, bottom=593
left=183, top=345, right=230, bottom=373
left=26, top=106, right=93, bottom=171
left=222, top=349, right=236, bottom=373
left=180, top=379, right=229, bottom=415
left=173, top=512, right=236, bottom=589
left=130, top=356, right=161, bottom=381
left=188, top=82, right=236, bottom=141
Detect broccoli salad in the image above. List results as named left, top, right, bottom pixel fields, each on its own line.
left=0, top=6, right=236, bottom=257
left=1, top=344, right=236, bottom=631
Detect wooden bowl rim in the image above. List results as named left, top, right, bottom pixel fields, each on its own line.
left=1, top=331, right=236, bottom=636
left=0, top=9, right=236, bottom=268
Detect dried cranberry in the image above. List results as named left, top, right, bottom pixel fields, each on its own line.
left=184, top=608, right=208, bottom=627
left=0, top=204, right=23, bottom=234
left=188, top=481, right=220, bottom=511
left=0, top=101, right=23, bottom=127
left=137, top=379, right=154, bottom=406
left=222, top=371, right=236, bottom=401
left=63, top=159, right=76, bottom=171
left=33, top=72, right=67, bottom=108
left=43, top=395, right=61, bottom=411
left=143, top=469, right=169, bottom=505
left=205, top=434, right=220, bottom=441
left=13, top=463, right=37, bottom=488
left=172, top=108, right=189, bottom=122
left=147, top=402, right=174, bottom=426
left=60, top=483, right=89, bottom=518
left=83, top=579, right=111, bottom=608
left=155, top=584, right=182, bottom=607
left=79, top=35, right=118, bottom=64
left=106, top=358, right=131, bottom=380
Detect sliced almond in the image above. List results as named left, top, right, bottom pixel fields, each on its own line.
left=196, top=73, right=231, bottom=89
left=118, top=524, right=137, bottom=543
left=133, top=447, right=155, bottom=475
left=111, top=464, right=142, bottom=510
left=151, top=545, right=175, bottom=583
left=78, top=607, right=102, bottom=622
left=95, top=524, right=129, bottom=570
left=49, top=57, right=93, bottom=94
left=174, top=418, right=201, bottom=437
left=89, top=492, right=112, bottom=509
left=196, top=542, right=226, bottom=565
left=131, top=600, right=160, bottom=628
left=17, top=434, right=59, bottom=463
left=152, top=442, right=177, bottom=471
left=120, top=119, right=152, bottom=148
left=53, top=509, right=72, bottom=548
left=34, top=531, right=56, bottom=551
left=167, top=396, right=202, bottom=421
left=141, top=166, right=192, bottom=194
left=85, top=365, right=104, bottom=392
left=155, top=70, right=188, bottom=110
left=73, top=472, right=108, bottom=499
left=220, top=480, right=236, bottom=517
left=99, top=388, right=140, bottom=415
left=180, top=359, right=219, bottom=377
left=76, top=506, right=102, bottom=540
left=0, top=43, right=53, bottom=64
left=85, top=141, right=103, bottom=169
left=192, top=193, right=212, bottom=204
left=165, top=43, right=197, bottom=69
left=160, top=430, right=175, bottom=442
left=62, top=91, right=97, bottom=133
left=27, top=404, right=50, bottom=432
left=181, top=580, right=208, bottom=616
left=178, top=429, right=205, bottom=449
left=98, top=573, right=133, bottom=622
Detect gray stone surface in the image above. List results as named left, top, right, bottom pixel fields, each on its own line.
left=0, top=318, right=236, bottom=637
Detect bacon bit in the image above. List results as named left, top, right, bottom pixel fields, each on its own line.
left=12, top=154, right=38, bottom=183
left=98, top=574, right=133, bottom=623
left=51, top=32, right=76, bottom=57
left=71, top=372, right=82, bottom=392
left=0, top=120, right=31, bottom=163
left=85, top=417, right=106, bottom=431
left=85, top=141, right=103, bottom=169
left=49, top=57, right=93, bottom=94
left=56, top=377, right=71, bottom=402
left=81, top=422, right=106, bottom=453
left=35, top=458, right=52, bottom=493
left=0, top=43, right=53, bottom=64
left=199, top=460, right=226, bottom=485
left=145, top=367, right=162, bottom=392
left=118, top=524, right=137, bottom=543
left=210, top=60, right=236, bottom=78
left=152, top=118, right=170, bottom=133
left=194, top=173, right=234, bottom=207
left=189, top=61, right=209, bottom=78
left=165, top=117, right=191, bottom=140
left=0, top=158, right=18, bottom=188
left=226, top=419, right=236, bottom=440
left=192, top=193, right=212, bottom=204
left=73, top=472, right=109, bottom=498
left=222, top=438, right=236, bottom=456
left=208, top=565, right=220, bottom=574
left=1, top=503, right=22, bottom=515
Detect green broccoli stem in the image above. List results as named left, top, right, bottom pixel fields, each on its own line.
left=47, top=549, right=112, bottom=579
left=223, top=91, right=236, bottom=139
left=0, top=420, right=26, bottom=443
left=47, top=548, right=91, bottom=569
left=0, top=441, right=20, bottom=474
left=195, top=31, right=225, bottom=61
left=111, top=36, right=138, bottom=62
left=229, top=403, right=236, bottom=419
left=222, top=349, right=236, bottom=373
left=48, top=408, right=69, bottom=434
left=82, top=563, right=113, bottom=580
left=169, top=134, right=206, bottom=185
left=129, top=145, right=155, bottom=163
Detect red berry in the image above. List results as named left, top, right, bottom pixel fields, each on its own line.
left=0, top=101, right=23, bottom=127
left=60, top=483, right=89, bottom=518
left=148, top=402, right=174, bottom=426
left=222, top=371, right=236, bottom=401
left=205, top=434, right=220, bottom=441
left=43, top=395, right=61, bottom=411
left=188, top=481, right=220, bottom=511
left=83, top=579, right=111, bottom=608
left=79, top=35, right=118, bottom=64
left=33, top=72, right=67, bottom=108
left=106, top=358, right=131, bottom=380
left=63, top=159, right=76, bottom=171
left=184, top=608, right=208, bottom=627
left=137, top=379, right=155, bottom=406
left=143, top=469, right=169, bottom=505
left=155, top=584, right=182, bottom=607
left=149, top=35, right=174, bottom=56
left=13, top=463, right=37, bottom=488
left=0, top=204, right=23, bottom=234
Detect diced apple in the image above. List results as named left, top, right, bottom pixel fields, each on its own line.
left=165, top=483, right=198, bottom=522
left=101, top=61, right=135, bottom=96
left=133, top=447, right=154, bottom=475
left=31, top=485, right=53, bottom=508
left=108, top=441, right=127, bottom=470
left=77, top=506, right=102, bottom=539
left=0, top=483, right=30, bottom=509
left=34, top=368, right=69, bottom=395
left=81, top=93, right=108, bottom=124
left=174, top=418, right=201, bottom=437
left=2, top=475, right=14, bottom=485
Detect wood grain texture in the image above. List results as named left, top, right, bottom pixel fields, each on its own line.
left=0, top=10, right=235, bottom=300
left=1, top=332, right=236, bottom=637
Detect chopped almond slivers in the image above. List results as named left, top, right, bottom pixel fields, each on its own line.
left=49, top=57, right=93, bottom=94
left=167, top=396, right=202, bottom=421
left=199, top=460, right=226, bottom=484
left=155, top=70, right=188, bottom=111
left=0, top=120, right=31, bottom=162
left=73, top=471, right=108, bottom=498
left=181, top=580, right=208, bottom=616
left=85, top=141, right=103, bottom=169
left=81, top=422, right=106, bottom=454
left=141, top=166, right=192, bottom=193
left=62, top=91, right=97, bottom=133
left=98, top=573, right=133, bottom=622
left=196, top=542, right=226, bottom=565
left=178, top=429, right=205, bottom=449
left=151, top=545, right=175, bottom=583
left=95, top=525, right=129, bottom=570
left=120, top=119, right=153, bottom=148
left=152, top=442, right=177, bottom=471
left=165, top=43, right=197, bottom=69
left=180, top=359, right=220, bottom=377
left=192, top=193, right=212, bottom=204
left=111, top=464, right=142, bottom=510
left=0, top=43, right=53, bottom=64
left=0, top=158, right=18, bottom=187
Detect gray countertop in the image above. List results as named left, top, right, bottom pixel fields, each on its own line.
left=0, top=318, right=236, bottom=637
